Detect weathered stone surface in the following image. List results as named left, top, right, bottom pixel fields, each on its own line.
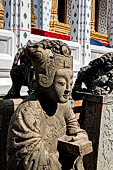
left=97, top=102, right=113, bottom=170
left=6, top=40, right=92, bottom=170
left=72, top=91, right=113, bottom=170
left=58, top=135, right=93, bottom=156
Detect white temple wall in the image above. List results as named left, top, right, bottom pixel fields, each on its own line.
left=0, top=31, right=82, bottom=95
left=91, top=45, right=113, bottom=61
left=0, top=29, right=14, bottom=95
left=1, top=29, right=113, bottom=95
left=1, top=0, right=113, bottom=95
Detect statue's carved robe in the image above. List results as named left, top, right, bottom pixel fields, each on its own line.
left=7, top=98, right=86, bottom=170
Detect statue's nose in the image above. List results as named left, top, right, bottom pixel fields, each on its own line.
left=64, top=90, right=70, bottom=94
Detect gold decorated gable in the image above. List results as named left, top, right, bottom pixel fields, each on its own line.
left=0, top=1, right=4, bottom=29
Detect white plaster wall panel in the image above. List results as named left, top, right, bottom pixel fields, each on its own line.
left=0, top=30, right=15, bottom=96
left=91, top=44, right=113, bottom=61
left=67, top=0, right=72, bottom=25
left=42, top=0, right=52, bottom=31
left=0, top=78, right=12, bottom=95
left=70, top=0, right=80, bottom=42
left=19, top=1, right=31, bottom=32
left=82, top=0, right=91, bottom=65
left=4, top=0, right=14, bottom=30
left=19, top=31, right=30, bottom=48
left=0, top=29, right=15, bottom=57
left=39, top=0, right=42, bottom=29
left=98, top=0, right=108, bottom=34
left=33, top=0, right=52, bottom=30
left=79, top=0, right=85, bottom=58
left=19, top=0, right=31, bottom=48
left=0, top=54, right=13, bottom=70
left=109, top=0, right=113, bottom=47
left=70, top=0, right=91, bottom=65
left=13, top=0, right=20, bottom=50
left=35, top=0, right=43, bottom=29
left=32, top=0, right=42, bottom=29
left=4, top=0, right=31, bottom=52
left=33, top=0, right=39, bottom=28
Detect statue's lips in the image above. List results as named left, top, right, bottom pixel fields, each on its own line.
left=63, top=95, right=70, bottom=99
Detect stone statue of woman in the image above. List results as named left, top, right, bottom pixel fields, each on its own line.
left=7, top=39, right=89, bottom=170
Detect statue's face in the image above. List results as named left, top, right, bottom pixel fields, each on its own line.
left=46, top=68, right=73, bottom=103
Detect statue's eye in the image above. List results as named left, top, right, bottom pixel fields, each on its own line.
left=57, top=81, right=66, bottom=86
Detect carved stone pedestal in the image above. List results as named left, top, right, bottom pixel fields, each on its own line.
left=73, top=92, right=113, bottom=170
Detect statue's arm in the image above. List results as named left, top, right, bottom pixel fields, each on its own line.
left=64, top=104, right=88, bottom=140
left=7, top=101, right=51, bottom=170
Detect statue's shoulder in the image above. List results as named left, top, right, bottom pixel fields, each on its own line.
left=20, top=93, right=40, bottom=108
left=20, top=100, right=40, bottom=109
left=16, top=96, right=42, bottom=118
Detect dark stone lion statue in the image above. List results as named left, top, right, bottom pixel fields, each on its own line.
left=72, top=52, right=113, bottom=96
left=4, top=39, right=71, bottom=99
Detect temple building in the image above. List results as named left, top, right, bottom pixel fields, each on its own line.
left=0, top=0, right=113, bottom=95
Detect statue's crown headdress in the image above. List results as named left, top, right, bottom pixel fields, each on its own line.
left=26, top=39, right=73, bottom=87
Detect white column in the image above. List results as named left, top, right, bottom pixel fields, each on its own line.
left=67, top=0, right=72, bottom=25
left=4, top=0, right=31, bottom=53
left=17, top=0, right=31, bottom=48
left=34, top=0, right=52, bottom=31
left=4, top=0, right=14, bottom=30
left=42, top=0, right=52, bottom=31
left=33, top=0, right=42, bottom=29
left=70, top=0, right=79, bottom=42
left=70, top=0, right=91, bottom=65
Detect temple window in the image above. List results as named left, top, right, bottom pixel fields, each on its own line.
left=49, top=0, right=70, bottom=35
left=58, top=0, right=67, bottom=24
left=90, top=0, right=109, bottom=46
left=95, top=0, right=99, bottom=32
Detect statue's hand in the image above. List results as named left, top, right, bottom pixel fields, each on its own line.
left=70, top=133, right=88, bottom=142
left=24, top=149, right=51, bottom=170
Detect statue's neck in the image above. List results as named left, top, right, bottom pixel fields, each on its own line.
left=38, top=91, right=57, bottom=116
